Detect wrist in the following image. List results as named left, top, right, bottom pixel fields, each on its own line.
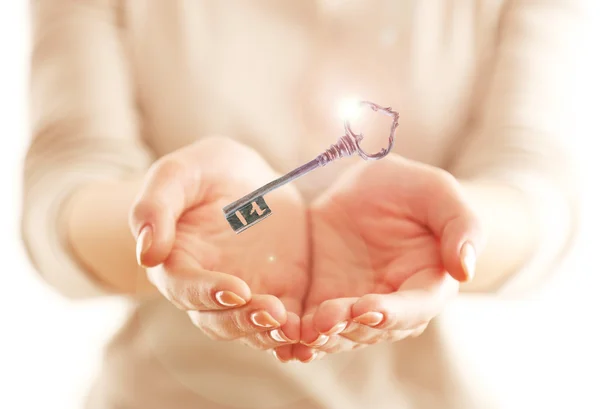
left=64, top=175, right=158, bottom=297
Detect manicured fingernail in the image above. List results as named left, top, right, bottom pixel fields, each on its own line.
left=135, top=225, right=153, bottom=267
left=271, top=349, right=295, bottom=363
left=301, top=350, right=319, bottom=363
left=271, top=349, right=286, bottom=363
left=215, top=291, right=247, bottom=307
left=302, top=351, right=326, bottom=363
left=325, top=321, right=348, bottom=336
left=460, top=241, right=477, bottom=281
left=250, top=311, right=279, bottom=328
left=354, top=312, right=384, bottom=327
left=269, top=329, right=292, bottom=343
left=302, top=334, right=329, bottom=347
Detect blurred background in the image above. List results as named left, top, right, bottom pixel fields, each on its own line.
left=1, top=2, right=599, bottom=409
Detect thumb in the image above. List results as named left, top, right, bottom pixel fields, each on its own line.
left=129, top=157, right=204, bottom=268
left=424, top=174, right=485, bottom=283
left=439, top=213, right=484, bottom=282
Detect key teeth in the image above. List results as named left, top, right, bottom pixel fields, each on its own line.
left=317, top=134, right=359, bottom=166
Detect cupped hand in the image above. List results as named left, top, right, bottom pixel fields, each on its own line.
left=129, top=137, right=309, bottom=359
left=293, top=155, right=484, bottom=362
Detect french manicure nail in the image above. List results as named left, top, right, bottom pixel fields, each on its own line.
left=250, top=311, right=279, bottom=328
left=304, top=351, right=326, bottom=363
left=303, top=334, right=329, bottom=347
left=136, top=225, right=153, bottom=267
left=215, top=291, right=247, bottom=307
left=271, top=350, right=295, bottom=363
left=460, top=241, right=477, bottom=281
left=325, top=321, right=348, bottom=336
left=354, top=312, right=384, bottom=327
left=269, top=329, right=292, bottom=343
left=271, top=349, right=286, bottom=363
left=301, top=350, right=318, bottom=363
left=271, top=349, right=288, bottom=363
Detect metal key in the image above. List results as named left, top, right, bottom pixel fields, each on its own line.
left=223, top=101, right=400, bottom=233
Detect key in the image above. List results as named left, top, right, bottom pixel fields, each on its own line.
left=223, top=101, right=400, bottom=233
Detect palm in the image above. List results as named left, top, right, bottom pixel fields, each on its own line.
left=165, top=143, right=310, bottom=313
left=174, top=191, right=308, bottom=298
left=305, top=159, right=443, bottom=310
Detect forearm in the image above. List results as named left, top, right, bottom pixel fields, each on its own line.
left=458, top=180, right=539, bottom=293
left=64, top=175, right=158, bottom=297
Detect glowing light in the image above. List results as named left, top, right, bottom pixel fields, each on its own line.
left=267, top=255, right=276, bottom=263
left=338, top=97, right=362, bottom=121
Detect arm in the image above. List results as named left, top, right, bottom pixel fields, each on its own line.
left=447, top=0, right=588, bottom=293
left=22, top=0, right=155, bottom=298
left=64, top=176, right=158, bottom=296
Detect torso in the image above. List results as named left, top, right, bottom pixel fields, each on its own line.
left=123, top=0, right=503, bottom=199
left=87, top=1, right=508, bottom=408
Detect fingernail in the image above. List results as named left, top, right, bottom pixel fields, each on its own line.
left=250, top=311, right=280, bottom=328
left=269, top=329, right=292, bottom=343
left=302, top=334, right=329, bottom=347
left=215, top=291, right=247, bottom=307
left=325, top=321, right=348, bottom=336
left=354, top=312, right=384, bottom=327
left=136, top=225, right=153, bottom=267
left=460, top=241, right=477, bottom=281
left=271, top=349, right=288, bottom=363
left=300, top=350, right=319, bottom=363
left=302, top=351, right=325, bottom=363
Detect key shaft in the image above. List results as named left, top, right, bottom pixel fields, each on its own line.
left=222, top=158, right=321, bottom=215
left=223, top=131, right=363, bottom=216
left=222, top=101, right=400, bottom=233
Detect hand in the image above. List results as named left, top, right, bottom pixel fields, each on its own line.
left=293, top=155, right=484, bottom=362
left=129, top=137, right=309, bottom=359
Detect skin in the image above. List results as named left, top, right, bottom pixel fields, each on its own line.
left=65, top=137, right=537, bottom=363
left=292, top=156, right=535, bottom=361
left=69, top=136, right=310, bottom=358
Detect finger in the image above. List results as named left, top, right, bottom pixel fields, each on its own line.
left=270, top=296, right=303, bottom=360
left=316, top=334, right=358, bottom=354
left=239, top=311, right=301, bottom=351
left=310, top=297, right=357, bottom=336
left=439, top=212, right=482, bottom=283
left=295, top=333, right=357, bottom=361
left=298, top=299, right=359, bottom=356
left=299, top=297, right=357, bottom=349
left=129, top=155, right=204, bottom=268
left=148, top=264, right=251, bottom=311
left=351, top=268, right=458, bottom=331
left=341, top=326, right=415, bottom=345
left=286, top=344, right=326, bottom=363
left=271, top=312, right=302, bottom=361
left=339, top=321, right=384, bottom=345
left=308, top=298, right=355, bottom=352
left=338, top=321, right=420, bottom=346
left=294, top=317, right=328, bottom=361
left=187, top=294, right=288, bottom=342
left=421, top=172, right=485, bottom=282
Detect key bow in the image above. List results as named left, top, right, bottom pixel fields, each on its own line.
left=344, top=100, right=399, bottom=161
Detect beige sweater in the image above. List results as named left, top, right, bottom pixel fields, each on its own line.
left=22, top=1, right=587, bottom=408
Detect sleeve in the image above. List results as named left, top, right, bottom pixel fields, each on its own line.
left=446, top=0, right=592, bottom=296
left=21, top=0, right=154, bottom=299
